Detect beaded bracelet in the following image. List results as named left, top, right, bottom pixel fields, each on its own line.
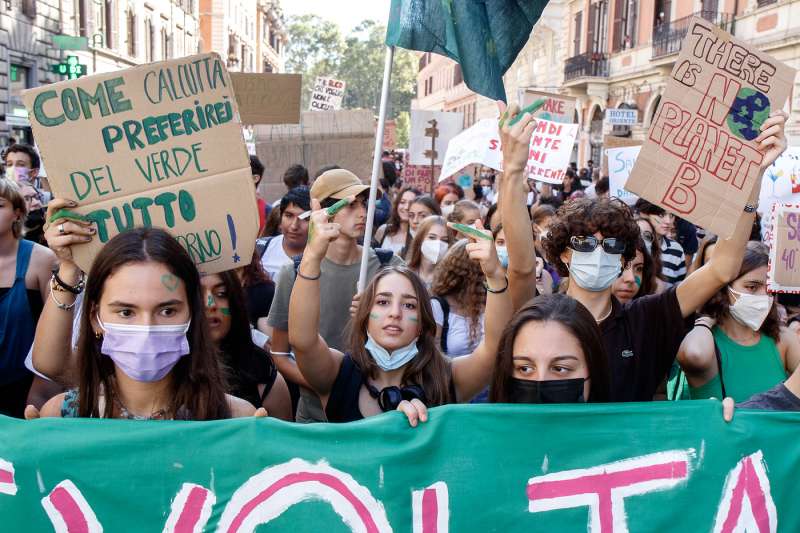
left=51, top=269, right=85, bottom=294
left=50, top=288, right=78, bottom=311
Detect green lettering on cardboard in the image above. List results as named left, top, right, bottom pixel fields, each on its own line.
left=142, top=116, right=161, bottom=145
left=111, top=204, right=134, bottom=232
left=190, top=143, right=207, bottom=173
left=154, top=192, right=178, bottom=227
left=76, top=84, right=110, bottom=119
left=131, top=197, right=154, bottom=226
left=134, top=155, right=156, bottom=183
left=102, top=125, right=124, bottom=153
left=85, top=209, right=111, bottom=241
left=104, top=77, right=132, bottom=113
left=32, top=90, right=65, bottom=127
left=61, top=89, right=81, bottom=121
left=178, top=189, right=196, bottom=222
left=123, top=120, right=146, bottom=151
left=69, top=171, right=92, bottom=201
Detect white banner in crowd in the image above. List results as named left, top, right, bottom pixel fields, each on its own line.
left=309, top=77, right=346, bottom=111
left=409, top=110, right=464, bottom=166
left=439, top=119, right=502, bottom=181
left=758, top=147, right=800, bottom=242
left=606, top=146, right=641, bottom=205
left=525, top=119, right=579, bottom=185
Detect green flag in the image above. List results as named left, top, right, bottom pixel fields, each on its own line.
left=385, top=0, right=549, bottom=101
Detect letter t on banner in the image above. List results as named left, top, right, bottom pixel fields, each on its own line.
left=527, top=450, right=692, bottom=533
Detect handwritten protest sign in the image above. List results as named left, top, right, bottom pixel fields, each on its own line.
left=607, top=146, right=641, bottom=204
left=626, top=17, right=796, bottom=238
left=758, top=147, right=800, bottom=242
left=409, top=110, right=463, bottom=166
left=23, top=52, right=257, bottom=274
left=520, top=89, right=576, bottom=124
left=309, top=76, right=346, bottom=111
left=525, top=118, right=579, bottom=184
left=3, top=403, right=800, bottom=531
left=601, top=135, right=642, bottom=176
left=439, top=119, right=502, bottom=181
left=230, top=72, right=301, bottom=125
left=767, top=203, right=800, bottom=293
left=403, top=164, right=440, bottom=191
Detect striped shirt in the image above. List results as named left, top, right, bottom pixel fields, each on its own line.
left=660, top=236, right=686, bottom=283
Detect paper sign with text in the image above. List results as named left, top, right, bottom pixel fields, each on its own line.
left=309, top=76, right=346, bottom=111
left=519, top=89, right=577, bottom=124
left=409, top=110, right=464, bottom=166
left=23, top=52, right=257, bottom=274
left=607, top=146, right=641, bottom=204
left=526, top=118, right=579, bottom=184
left=403, top=164, right=440, bottom=192
left=768, top=203, right=800, bottom=293
left=626, top=17, right=795, bottom=238
left=758, top=147, right=800, bottom=242
left=439, top=119, right=502, bottom=181
left=601, top=136, right=642, bottom=176
left=231, top=72, right=301, bottom=125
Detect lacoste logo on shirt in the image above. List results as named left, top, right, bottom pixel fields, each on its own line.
left=621, top=350, right=634, bottom=358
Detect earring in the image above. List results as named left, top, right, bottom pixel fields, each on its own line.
left=94, top=330, right=103, bottom=340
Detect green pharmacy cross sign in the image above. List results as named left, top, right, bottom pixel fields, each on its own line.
left=51, top=56, right=87, bottom=79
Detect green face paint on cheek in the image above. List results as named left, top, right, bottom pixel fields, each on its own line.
left=369, top=313, right=380, bottom=320
left=408, top=316, right=419, bottom=323
left=206, top=294, right=215, bottom=307
left=221, top=308, right=231, bottom=316
left=634, top=276, right=642, bottom=288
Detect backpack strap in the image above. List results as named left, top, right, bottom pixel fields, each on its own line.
left=433, top=296, right=450, bottom=354
left=695, top=323, right=727, bottom=399
left=256, top=236, right=276, bottom=259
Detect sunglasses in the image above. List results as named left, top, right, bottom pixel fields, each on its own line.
left=641, top=230, right=654, bottom=243
left=569, top=235, right=626, bottom=255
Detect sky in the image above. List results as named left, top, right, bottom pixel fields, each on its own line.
left=281, top=0, right=393, bottom=34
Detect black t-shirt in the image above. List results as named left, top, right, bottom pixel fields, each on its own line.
left=738, top=383, right=800, bottom=411
left=601, top=287, right=688, bottom=402
left=245, top=282, right=274, bottom=326
left=220, top=344, right=278, bottom=409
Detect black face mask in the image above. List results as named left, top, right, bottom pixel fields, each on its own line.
left=508, top=377, right=587, bottom=404
left=25, top=208, right=45, bottom=228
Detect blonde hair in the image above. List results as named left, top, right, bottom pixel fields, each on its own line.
left=0, top=179, right=26, bottom=239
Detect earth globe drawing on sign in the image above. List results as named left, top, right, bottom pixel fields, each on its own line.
left=726, top=88, right=770, bottom=141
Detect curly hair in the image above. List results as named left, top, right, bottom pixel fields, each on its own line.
left=430, top=239, right=486, bottom=343
left=543, top=197, right=641, bottom=277
left=702, top=241, right=780, bottom=340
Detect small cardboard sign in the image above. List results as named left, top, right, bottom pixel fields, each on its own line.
left=625, top=17, right=796, bottom=238
left=525, top=118, right=579, bottom=184
left=439, top=119, right=502, bottom=181
left=403, top=164, right=440, bottom=192
left=519, top=89, right=577, bottom=124
left=758, top=147, right=800, bottom=242
left=23, top=52, right=258, bottom=274
left=767, top=203, right=800, bottom=293
left=230, top=72, right=301, bottom=125
left=409, top=110, right=464, bottom=166
left=607, top=146, right=641, bottom=205
left=601, top=136, right=642, bottom=176
left=309, top=76, right=346, bottom=111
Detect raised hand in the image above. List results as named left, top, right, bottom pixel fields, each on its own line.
left=305, top=198, right=352, bottom=262
left=44, top=198, right=95, bottom=264
left=756, top=110, right=788, bottom=170
left=449, top=220, right=503, bottom=281
left=497, top=100, right=538, bottom=176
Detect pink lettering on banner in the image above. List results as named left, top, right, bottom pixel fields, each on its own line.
left=712, top=451, right=777, bottom=533
left=41, top=480, right=102, bottom=533
left=163, top=483, right=216, bottom=533
left=0, top=458, right=17, bottom=496
left=527, top=450, right=692, bottom=533
left=217, top=459, right=391, bottom=533
left=412, top=482, right=449, bottom=533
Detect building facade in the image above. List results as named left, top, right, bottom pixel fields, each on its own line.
left=256, top=0, right=286, bottom=73
left=0, top=0, right=199, bottom=145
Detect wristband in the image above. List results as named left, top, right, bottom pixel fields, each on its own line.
left=297, top=268, right=321, bottom=281
left=51, top=269, right=85, bottom=294
left=484, top=275, right=509, bottom=294
left=50, top=289, right=78, bottom=311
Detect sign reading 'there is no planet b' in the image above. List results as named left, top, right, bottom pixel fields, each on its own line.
left=23, top=52, right=258, bottom=274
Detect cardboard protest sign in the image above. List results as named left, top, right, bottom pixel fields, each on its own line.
left=403, top=164, right=440, bottom=192
left=601, top=135, right=642, bottom=176
left=23, top=52, right=257, bottom=274
left=439, top=119, right=502, bottom=181
left=525, top=118, right=579, bottom=184
left=607, top=146, right=641, bottom=204
left=767, top=203, right=800, bottom=293
left=758, top=147, right=800, bottom=242
left=626, top=17, right=796, bottom=238
left=4, top=403, right=800, bottom=530
left=409, top=110, right=464, bottom=166
left=520, top=89, right=577, bottom=124
left=309, top=76, right=346, bottom=111
left=230, top=72, right=301, bottom=125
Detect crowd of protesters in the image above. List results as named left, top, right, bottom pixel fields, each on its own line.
left=2, top=103, right=800, bottom=427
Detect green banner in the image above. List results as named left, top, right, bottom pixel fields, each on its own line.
left=1, top=401, right=798, bottom=531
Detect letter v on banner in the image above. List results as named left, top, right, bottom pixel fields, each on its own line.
left=526, top=450, right=692, bottom=533
left=41, top=480, right=103, bottom=533
left=712, top=451, right=777, bottom=533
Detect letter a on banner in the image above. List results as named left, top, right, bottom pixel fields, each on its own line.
left=712, top=451, right=777, bottom=533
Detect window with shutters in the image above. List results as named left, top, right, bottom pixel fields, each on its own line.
left=591, top=1, right=609, bottom=54
left=105, top=1, right=114, bottom=49
left=573, top=12, right=582, bottom=55
left=613, top=0, right=638, bottom=52
left=126, top=9, right=136, bottom=57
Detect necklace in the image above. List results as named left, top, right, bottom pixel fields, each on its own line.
left=111, top=391, right=168, bottom=420
left=596, top=305, right=613, bottom=323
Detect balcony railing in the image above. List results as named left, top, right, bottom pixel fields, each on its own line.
left=564, top=52, right=609, bottom=82
left=652, top=10, right=733, bottom=59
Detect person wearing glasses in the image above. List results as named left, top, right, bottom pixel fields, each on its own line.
left=635, top=199, right=687, bottom=284
left=497, top=102, right=789, bottom=401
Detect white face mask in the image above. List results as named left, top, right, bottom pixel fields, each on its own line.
left=441, top=204, right=455, bottom=218
left=568, top=247, right=622, bottom=292
left=421, top=239, right=448, bottom=264
left=728, top=288, right=773, bottom=331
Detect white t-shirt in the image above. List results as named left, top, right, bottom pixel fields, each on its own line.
left=377, top=225, right=407, bottom=254
left=430, top=298, right=484, bottom=357
left=260, top=235, right=293, bottom=281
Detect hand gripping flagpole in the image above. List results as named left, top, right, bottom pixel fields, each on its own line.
left=358, top=45, right=395, bottom=292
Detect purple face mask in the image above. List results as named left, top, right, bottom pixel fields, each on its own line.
left=97, top=316, right=191, bottom=382
left=13, top=167, right=32, bottom=184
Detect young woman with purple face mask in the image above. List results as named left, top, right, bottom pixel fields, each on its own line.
left=35, top=228, right=261, bottom=420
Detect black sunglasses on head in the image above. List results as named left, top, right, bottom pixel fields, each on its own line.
left=569, top=235, right=626, bottom=255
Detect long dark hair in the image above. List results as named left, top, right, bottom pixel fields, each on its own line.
left=489, top=294, right=610, bottom=403
left=633, top=236, right=658, bottom=299
left=407, top=215, right=449, bottom=271
left=702, top=241, right=780, bottom=340
left=77, top=228, right=231, bottom=420
left=384, top=186, right=420, bottom=237
left=348, top=266, right=453, bottom=406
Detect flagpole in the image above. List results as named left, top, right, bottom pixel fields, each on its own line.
left=358, top=45, right=395, bottom=292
